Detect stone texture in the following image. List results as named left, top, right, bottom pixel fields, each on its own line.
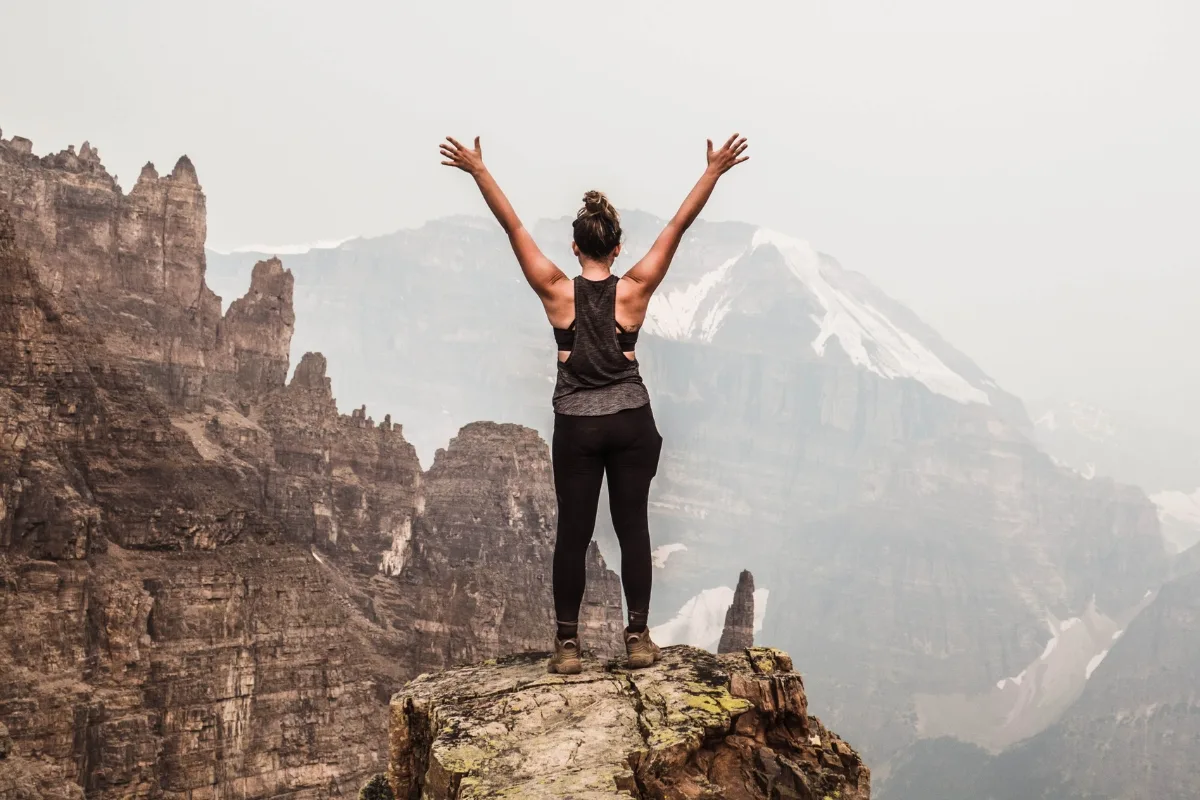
left=0, top=132, right=626, bottom=799
left=718, top=570, right=755, bottom=654
left=0, top=132, right=274, bottom=408
left=389, top=646, right=869, bottom=799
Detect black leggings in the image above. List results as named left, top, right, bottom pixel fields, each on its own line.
left=552, top=404, right=663, bottom=626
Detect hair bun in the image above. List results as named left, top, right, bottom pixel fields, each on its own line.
left=572, top=190, right=622, bottom=258
left=581, top=190, right=617, bottom=219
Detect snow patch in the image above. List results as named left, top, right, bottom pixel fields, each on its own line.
left=751, top=228, right=991, bottom=406
left=1151, top=487, right=1200, bottom=526
left=652, top=585, right=770, bottom=650
left=211, top=236, right=354, bottom=256
left=1112, top=629, right=1124, bottom=641
left=651, top=543, right=688, bottom=569
left=1040, top=636, right=1059, bottom=660
left=651, top=587, right=734, bottom=650
left=643, top=256, right=738, bottom=341
left=311, top=548, right=327, bottom=566
left=1086, top=650, right=1110, bottom=679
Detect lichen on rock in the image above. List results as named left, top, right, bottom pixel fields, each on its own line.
left=388, top=645, right=870, bottom=799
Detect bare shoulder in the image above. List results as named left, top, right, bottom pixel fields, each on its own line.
left=541, top=272, right=575, bottom=328
left=615, top=274, right=651, bottom=330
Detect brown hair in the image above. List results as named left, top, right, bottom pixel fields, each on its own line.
left=572, top=190, right=622, bottom=260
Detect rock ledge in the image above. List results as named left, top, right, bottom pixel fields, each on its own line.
left=389, top=645, right=869, bottom=799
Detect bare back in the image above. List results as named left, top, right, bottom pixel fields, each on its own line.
left=544, top=273, right=650, bottom=363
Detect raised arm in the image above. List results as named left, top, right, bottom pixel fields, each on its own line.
left=623, top=134, right=749, bottom=296
left=440, top=136, right=567, bottom=299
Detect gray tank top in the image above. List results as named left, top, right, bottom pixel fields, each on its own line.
left=551, top=275, right=651, bottom=416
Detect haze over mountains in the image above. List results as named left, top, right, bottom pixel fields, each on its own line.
left=1025, top=398, right=1200, bottom=558
left=1, top=120, right=1194, bottom=800
left=207, top=209, right=1190, bottom=791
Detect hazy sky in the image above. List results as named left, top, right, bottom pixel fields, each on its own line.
left=3, top=0, right=1197, bottom=432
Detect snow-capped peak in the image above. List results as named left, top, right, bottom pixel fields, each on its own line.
left=642, top=226, right=991, bottom=406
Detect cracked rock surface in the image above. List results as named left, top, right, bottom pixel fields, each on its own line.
left=389, top=645, right=870, bottom=799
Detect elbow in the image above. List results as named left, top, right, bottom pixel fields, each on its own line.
left=667, top=217, right=693, bottom=236
left=662, top=219, right=689, bottom=245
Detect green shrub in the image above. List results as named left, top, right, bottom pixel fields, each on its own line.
left=358, top=774, right=394, bottom=800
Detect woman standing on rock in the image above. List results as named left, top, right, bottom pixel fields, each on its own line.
left=440, top=133, right=749, bottom=673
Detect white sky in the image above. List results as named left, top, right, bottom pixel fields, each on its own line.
left=3, top=0, right=1197, bottom=432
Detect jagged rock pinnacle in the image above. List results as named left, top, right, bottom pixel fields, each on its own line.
left=718, top=569, right=756, bottom=654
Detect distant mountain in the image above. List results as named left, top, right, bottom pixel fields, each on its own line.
left=884, top=564, right=1200, bottom=800
left=207, top=212, right=1170, bottom=779
left=1029, top=399, right=1200, bottom=553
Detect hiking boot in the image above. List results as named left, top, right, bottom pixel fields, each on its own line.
left=624, top=628, right=661, bottom=669
left=547, top=636, right=582, bottom=675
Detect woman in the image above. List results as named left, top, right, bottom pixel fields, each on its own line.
left=440, top=133, right=749, bottom=673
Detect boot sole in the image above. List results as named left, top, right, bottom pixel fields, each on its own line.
left=626, top=652, right=659, bottom=669
left=547, top=660, right=582, bottom=675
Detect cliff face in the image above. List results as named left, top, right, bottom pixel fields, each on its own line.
left=0, top=132, right=624, bottom=799
left=0, top=138, right=228, bottom=407
left=389, top=646, right=869, bottom=799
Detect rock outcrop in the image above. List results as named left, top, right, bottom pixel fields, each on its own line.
left=718, top=570, right=756, bottom=654
left=389, top=646, right=869, bottom=799
left=0, top=131, right=626, bottom=799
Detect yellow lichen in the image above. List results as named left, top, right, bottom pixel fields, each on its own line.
left=439, top=743, right=489, bottom=773
left=682, top=682, right=753, bottom=718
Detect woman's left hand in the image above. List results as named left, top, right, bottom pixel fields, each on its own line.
left=440, top=136, right=485, bottom=175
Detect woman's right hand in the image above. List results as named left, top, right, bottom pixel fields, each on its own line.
left=440, top=136, right=486, bottom=176
left=705, top=133, right=749, bottom=176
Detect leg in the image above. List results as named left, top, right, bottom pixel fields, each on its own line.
left=605, top=406, right=663, bottom=632
left=551, top=414, right=606, bottom=639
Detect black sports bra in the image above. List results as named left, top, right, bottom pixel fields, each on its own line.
left=554, top=321, right=639, bottom=352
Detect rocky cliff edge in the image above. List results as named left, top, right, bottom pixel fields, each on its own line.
left=388, top=645, right=869, bottom=799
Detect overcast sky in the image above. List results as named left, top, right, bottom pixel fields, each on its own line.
left=3, top=0, right=1197, bottom=433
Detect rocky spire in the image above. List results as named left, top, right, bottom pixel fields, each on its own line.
left=718, top=569, right=756, bottom=654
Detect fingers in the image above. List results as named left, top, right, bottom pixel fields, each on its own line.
left=722, top=132, right=739, bottom=151
left=707, top=138, right=714, bottom=154
left=734, top=156, right=749, bottom=165
left=474, top=135, right=481, bottom=153
left=446, top=136, right=464, bottom=150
